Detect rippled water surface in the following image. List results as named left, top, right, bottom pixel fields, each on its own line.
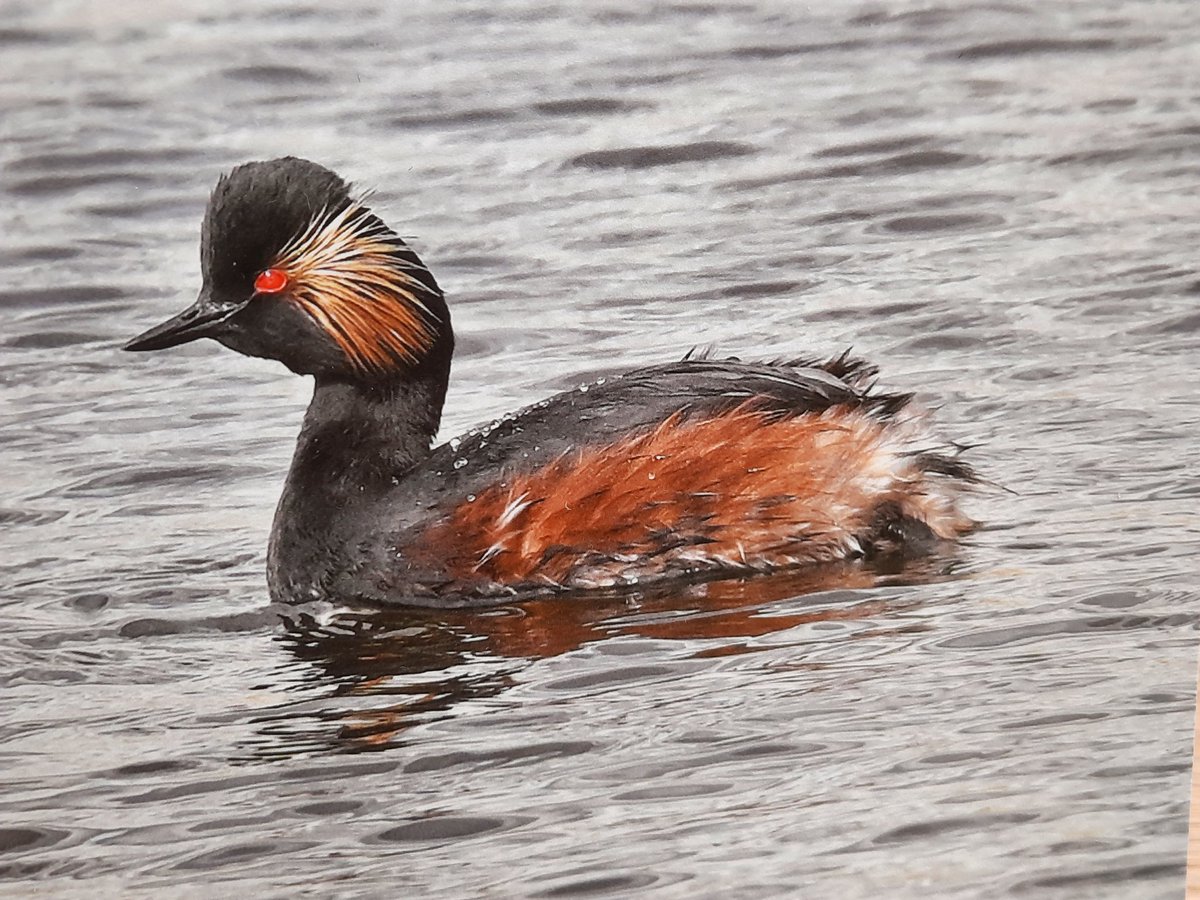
left=2, top=1, right=1198, bottom=897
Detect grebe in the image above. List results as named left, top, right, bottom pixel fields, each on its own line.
left=125, top=157, right=975, bottom=607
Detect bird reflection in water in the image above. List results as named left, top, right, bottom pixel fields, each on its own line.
left=249, top=554, right=961, bottom=756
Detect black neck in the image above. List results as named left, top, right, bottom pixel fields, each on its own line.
left=294, top=364, right=449, bottom=488
left=266, top=356, right=451, bottom=603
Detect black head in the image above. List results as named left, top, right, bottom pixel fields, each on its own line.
left=125, top=157, right=452, bottom=383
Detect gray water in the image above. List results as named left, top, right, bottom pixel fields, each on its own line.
left=2, top=1, right=1197, bottom=897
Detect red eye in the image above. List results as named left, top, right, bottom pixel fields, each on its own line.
left=254, top=268, right=289, bottom=294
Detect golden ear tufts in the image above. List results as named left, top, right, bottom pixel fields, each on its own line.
left=271, top=200, right=440, bottom=373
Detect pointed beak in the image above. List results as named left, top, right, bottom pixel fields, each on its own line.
left=123, top=291, right=242, bottom=352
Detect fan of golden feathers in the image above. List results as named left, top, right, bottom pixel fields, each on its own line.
left=270, top=199, right=440, bottom=373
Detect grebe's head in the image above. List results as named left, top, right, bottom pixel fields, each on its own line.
left=125, top=157, right=451, bottom=383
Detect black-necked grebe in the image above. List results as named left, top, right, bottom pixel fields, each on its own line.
left=125, top=157, right=976, bottom=607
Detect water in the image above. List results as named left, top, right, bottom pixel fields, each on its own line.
left=1, top=1, right=1196, bottom=896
